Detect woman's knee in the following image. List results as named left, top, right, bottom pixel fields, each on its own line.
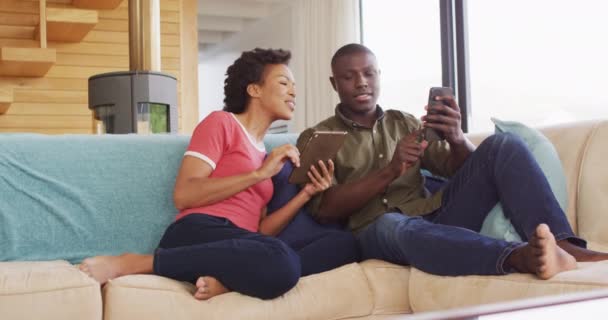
left=321, top=231, right=361, bottom=262
left=258, top=240, right=301, bottom=299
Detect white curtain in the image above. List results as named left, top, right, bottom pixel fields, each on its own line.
left=290, top=0, right=361, bottom=132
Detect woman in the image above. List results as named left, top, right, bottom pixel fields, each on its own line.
left=79, top=48, right=337, bottom=300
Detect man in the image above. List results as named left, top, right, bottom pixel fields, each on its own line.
left=297, top=43, right=608, bottom=279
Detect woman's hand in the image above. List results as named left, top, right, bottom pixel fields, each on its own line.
left=258, top=159, right=334, bottom=236
left=256, top=144, right=300, bottom=180
left=302, top=159, right=335, bottom=197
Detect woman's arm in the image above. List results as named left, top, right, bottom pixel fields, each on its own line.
left=173, top=156, right=265, bottom=210
left=173, top=144, right=300, bottom=211
left=258, top=160, right=334, bottom=236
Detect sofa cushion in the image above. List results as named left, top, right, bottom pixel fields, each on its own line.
left=408, top=260, right=608, bottom=313
left=360, top=260, right=413, bottom=315
left=0, top=134, right=189, bottom=263
left=0, top=260, right=101, bottom=320
left=575, top=120, right=608, bottom=249
left=102, top=262, right=373, bottom=320
left=263, top=133, right=299, bottom=151
left=479, top=118, right=568, bottom=242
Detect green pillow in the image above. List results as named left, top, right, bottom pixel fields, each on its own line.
left=479, top=118, right=568, bottom=242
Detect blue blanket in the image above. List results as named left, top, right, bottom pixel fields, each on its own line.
left=0, top=134, right=189, bottom=263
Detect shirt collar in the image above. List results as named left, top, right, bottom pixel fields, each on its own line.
left=335, top=104, right=385, bottom=129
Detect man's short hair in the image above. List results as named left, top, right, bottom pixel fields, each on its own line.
left=330, top=43, right=375, bottom=70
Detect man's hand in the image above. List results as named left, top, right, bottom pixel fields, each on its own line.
left=389, top=131, right=428, bottom=177
left=256, top=144, right=300, bottom=179
left=302, top=160, right=335, bottom=197
left=421, top=95, right=465, bottom=145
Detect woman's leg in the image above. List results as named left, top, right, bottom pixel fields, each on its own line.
left=82, top=214, right=301, bottom=300
left=79, top=253, right=153, bottom=284
left=153, top=214, right=301, bottom=300
left=79, top=214, right=227, bottom=285
left=288, top=229, right=360, bottom=276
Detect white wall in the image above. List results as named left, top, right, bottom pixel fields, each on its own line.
left=197, top=0, right=360, bottom=133
left=198, top=6, right=294, bottom=124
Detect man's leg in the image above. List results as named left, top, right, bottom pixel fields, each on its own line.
left=357, top=212, right=520, bottom=276
left=357, top=213, right=576, bottom=278
left=432, top=133, right=580, bottom=243
left=432, top=133, right=608, bottom=261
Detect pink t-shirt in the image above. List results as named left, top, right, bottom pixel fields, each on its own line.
left=175, top=111, right=273, bottom=232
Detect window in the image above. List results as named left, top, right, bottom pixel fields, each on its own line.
left=467, top=0, right=608, bottom=132
left=362, top=0, right=443, bottom=119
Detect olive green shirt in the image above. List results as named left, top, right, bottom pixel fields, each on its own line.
left=297, top=105, right=456, bottom=233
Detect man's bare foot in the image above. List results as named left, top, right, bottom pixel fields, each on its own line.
left=507, top=224, right=577, bottom=279
left=557, top=239, right=608, bottom=262
left=194, top=276, right=229, bottom=300
left=79, top=253, right=153, bottom=285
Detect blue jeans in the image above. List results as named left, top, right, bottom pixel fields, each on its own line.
left=357, top=133, right=585, bottom=276
left=277, top=212, right=360, bottom=276
left=268, top=160, right=361, bottom=276
left=153, top=214, right=300, bottom=299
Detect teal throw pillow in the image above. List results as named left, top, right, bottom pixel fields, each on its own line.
left=479, top=118, right=568, bottom=242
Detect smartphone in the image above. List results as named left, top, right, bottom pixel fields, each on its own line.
left=423, top=87, right=454, bottom=142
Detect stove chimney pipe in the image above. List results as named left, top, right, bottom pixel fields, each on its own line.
left=128, top=0, right=161, bottom=71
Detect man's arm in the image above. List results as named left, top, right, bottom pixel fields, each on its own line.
left=316, top=132, right=427, bottom=222
left=316, top=164, right=399, bottom=222
left=446, top=136, right=475, bottom=172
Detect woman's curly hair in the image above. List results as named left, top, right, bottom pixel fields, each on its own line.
left=223, top=48, right=291, bottom=114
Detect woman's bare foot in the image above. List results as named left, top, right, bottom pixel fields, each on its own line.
left=507, top=224, right=577, bottom=279
left=79, top=253, right=153, bottom=284
left=194, top=276, right=229, bottom=300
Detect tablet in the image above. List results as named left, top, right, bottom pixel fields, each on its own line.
left=288, top=131, right=348, bottom=184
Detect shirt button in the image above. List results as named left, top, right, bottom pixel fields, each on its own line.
left=379, top=154, right=384, bottom=159
left=382, top=198, right=388, bottom=204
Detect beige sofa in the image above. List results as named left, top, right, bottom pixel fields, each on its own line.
left=1, top=119, right=607, bottom=320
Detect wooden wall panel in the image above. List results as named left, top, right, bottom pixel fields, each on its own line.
left=0, top=128, right=91, bottom=133
left=55, top=53, right=129, bottom=67
left=0, top=12, right=39, bottom=26
left=5, top=102, right=90, bottom=115
left=0, top=25, right=36, bottom=39
left=0, top=115, right=91, bottom=129
left=0, top=0, right=197, bottom=134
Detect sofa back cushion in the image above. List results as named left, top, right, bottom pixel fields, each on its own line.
left=574, top=120, right=608, bottom=250
left=0, top=134, right=189, bottom=263
left=263, top=133, right=299, bottom=151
